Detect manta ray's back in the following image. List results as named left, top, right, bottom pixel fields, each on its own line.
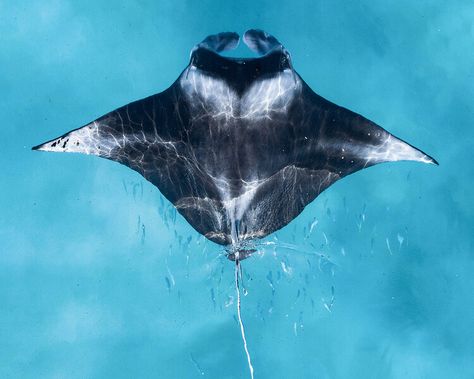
left=33, top=29, right=437, bottom=246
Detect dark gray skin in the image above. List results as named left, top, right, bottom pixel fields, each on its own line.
left=33, top=30, right=437, bottom=248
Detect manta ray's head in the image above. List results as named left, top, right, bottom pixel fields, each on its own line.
left=188, top=30, right=294, bottom=84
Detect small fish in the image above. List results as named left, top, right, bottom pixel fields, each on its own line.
left=397, top=233, right=404, bottom=249
left=309, top=219, right=318, bottom=235
left=386, top=238, right=392, bottom=255
left=190, top=353, right=205, bottom=376
left=210, top=288, right=216, bottom=310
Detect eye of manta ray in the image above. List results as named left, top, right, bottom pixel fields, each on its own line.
left=33, top=29, right=437, bottom=251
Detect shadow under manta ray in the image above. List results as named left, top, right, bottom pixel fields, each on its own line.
left=33, top=29, right=437, bottom=249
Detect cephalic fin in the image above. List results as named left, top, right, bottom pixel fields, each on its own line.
left=197, top=32, right=240, bottom=54
left=243, top=29, right=282, bottom=55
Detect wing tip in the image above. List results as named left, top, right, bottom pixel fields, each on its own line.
left=31, top=122, right=101, bottom=155
left=418, top=151, right=438, bottom=166
left=428, top=156, right=439, bottom=166
left=31, top=139, right=58, bottom=152
left=389, top=136, right=439, bottom=167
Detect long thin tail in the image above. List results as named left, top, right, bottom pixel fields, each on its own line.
left=235, top=259, right=254, bottom=379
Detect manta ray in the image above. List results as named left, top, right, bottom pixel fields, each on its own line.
left=34, top=30, right=438, bottom=378
left=33, top=30, right=437, bottom=248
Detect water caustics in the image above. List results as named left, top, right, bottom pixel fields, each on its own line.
left=33, top=29, right=437, bottom=378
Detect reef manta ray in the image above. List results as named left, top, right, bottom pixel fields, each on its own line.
left=33, top=29, right=437, bottom=248
left=34, top=29, right=438, bottom=378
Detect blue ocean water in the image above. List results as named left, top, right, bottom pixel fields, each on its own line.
left=1, top=1, right=473, bottom=378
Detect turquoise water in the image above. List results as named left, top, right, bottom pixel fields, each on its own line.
left=1, top=1, right=473, bottom=378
